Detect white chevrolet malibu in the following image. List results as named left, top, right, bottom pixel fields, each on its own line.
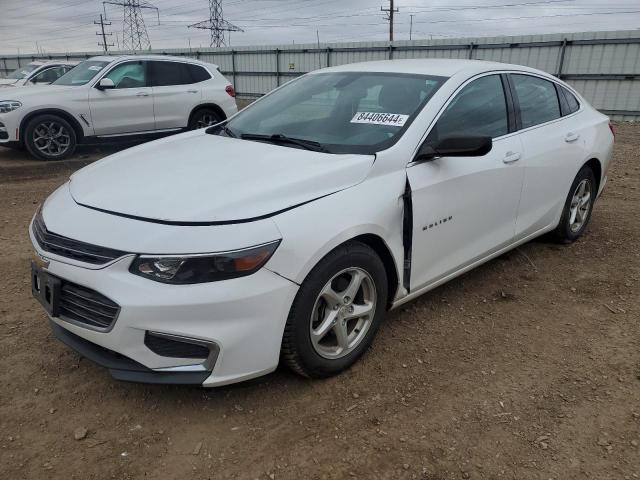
left=30, top=59, right=614, bottom=386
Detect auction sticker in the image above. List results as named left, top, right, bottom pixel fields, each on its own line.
left=351, top=112, right=409, bottom=127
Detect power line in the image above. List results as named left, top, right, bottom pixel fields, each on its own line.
left=188, top=0, right=243, bottom=47
left=103, top=0, right=159, bottom=51
left=94, top=14, right=114, bottom=53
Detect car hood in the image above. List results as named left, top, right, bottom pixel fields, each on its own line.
left=69, top=130, right=375, bottom=224
left=3, top=84, right=77, bottom=97
left=0, top=78, right=18, bottom=85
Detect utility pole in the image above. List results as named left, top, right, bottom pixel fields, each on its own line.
left=381, top=0, right=398, bottom=42
left=103, top=0, right=159, bottom=51
left=95, top=14, right=114, bottom=53
left=188, top=0, right=243, bottom=48
left=409, top=14, right=414, bottom=41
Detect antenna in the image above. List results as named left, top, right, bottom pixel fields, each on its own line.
left=188, top=0, right=243, bottom=48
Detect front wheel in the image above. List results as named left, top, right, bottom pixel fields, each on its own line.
left=281, top=241, right=388, bottom=378
left=24, top=114, right=76, bottom=161
left=553, top=166, right=597, bottom=243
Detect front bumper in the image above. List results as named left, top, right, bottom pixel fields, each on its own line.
left=34, top=252, right=299, bottom=387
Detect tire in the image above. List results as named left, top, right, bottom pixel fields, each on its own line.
left=189, top=108, right=223, bottom=130
left=281, top=241, right=388, bottom=378
left=553, top=166, right=597, bottom=243
left=24, top=114, right=77, bottom=161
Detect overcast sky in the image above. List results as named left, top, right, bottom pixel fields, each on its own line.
left=0, top=0, right=639, bottom=54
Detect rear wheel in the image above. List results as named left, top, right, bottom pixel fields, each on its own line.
left=24, top=114, right=76, bottom=161
left=281, top=241, right=387, bottom=378
left=189, top=108, right=223, bottom=130
left=553, top=166, right=596, bottom=243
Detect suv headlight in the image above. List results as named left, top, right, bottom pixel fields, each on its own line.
left=129, top=240, right=281, bottom=284
left=0, top=101, right=22, bottom=113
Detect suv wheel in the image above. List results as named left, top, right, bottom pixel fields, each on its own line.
left=25, top=114, right=77, bottom=161
left=281, top=241, right=388, bottom=378
left=553, top=166, right=597, bottom=243
left=189, top=108, right=223, bottom=130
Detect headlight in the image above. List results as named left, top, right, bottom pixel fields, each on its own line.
left=129, top=240, right=281, bottom=284
left=0, top=100, right=21, bottom=113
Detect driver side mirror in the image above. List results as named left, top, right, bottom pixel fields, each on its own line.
left=96, top=78, right=115, bottom=90
left=415, top=136, right=493, bottom=162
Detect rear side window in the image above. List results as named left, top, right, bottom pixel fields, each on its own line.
left=511, top=74, right=560, bottom=128
left=562, top=87, right=580, bottom=114
left=428, top=74, right=509, bottom=141
left=187, top=64, right=211, bottom=83
left=150, top=61, right=192, bottom=86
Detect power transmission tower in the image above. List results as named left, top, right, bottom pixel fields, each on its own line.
left=188, top=0, right=243, bottom=48
left=103, top=0, right=159, bottom=51
left=381, top=0, right=399, bottom=42
left=95, top=14, right=114, bottom=53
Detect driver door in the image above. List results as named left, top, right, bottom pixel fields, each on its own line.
left=407, top=74, right=525, bottom=291
left=88, top=60, right=155, bottom=135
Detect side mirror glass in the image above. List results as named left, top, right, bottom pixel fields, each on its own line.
left=97, top=78, right=115, bottom=90
left=416, top=135, right=493, bottom=162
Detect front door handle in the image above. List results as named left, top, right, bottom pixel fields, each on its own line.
left=565, top=132, right=580, bottom=143
left=503, top=151, right=521, bottom=164
left=136, top=92, right=149, bottom=97
left=187, top=89, right=199, bottom=94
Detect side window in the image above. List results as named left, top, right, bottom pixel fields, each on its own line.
left=428, top=74, right=508, bottom=142
left=187, top=64, right=211, bottom=83
left=150, top=61, right=192, bottom=86
left=562, top=87, right=580, bottom=114
left=511, top=74, right=560, bottom=128
left=103, top=61, right=146, bottom=89
left=31, top=67, right=65, bottom=84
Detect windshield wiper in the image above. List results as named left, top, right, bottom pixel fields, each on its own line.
left=240, top=133, right=330, bottom=153
left=205, top=123, right=236, bottom=138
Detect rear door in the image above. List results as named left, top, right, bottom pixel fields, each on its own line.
left=88, top=60, right=155, bottom=135
left=407, top=74, right=525, bottom=291
left=149, top=61, right=202, bottom=129
left=509, top=73, right=587, bottom=238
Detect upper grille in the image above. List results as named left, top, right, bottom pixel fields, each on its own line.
left=59, top=281, right=120, bottom=331
left=32, top=210, right=128, bottom=265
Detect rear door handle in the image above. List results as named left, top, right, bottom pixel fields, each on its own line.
left=187, top=90, right=199, bottom=94
left=136, top=92, right=149, bottom=97
left=503, top=151, right=521, bottom=164
left=565, top=132, right=580, bottom=142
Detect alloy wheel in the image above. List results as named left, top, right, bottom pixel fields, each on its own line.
left=32, top=121, right=71, bottom=157
left=569, top=178, right=592, bottom=233
left=196, top=113, right=218, bottom=128
left=309, top=267, right=377, bottom=359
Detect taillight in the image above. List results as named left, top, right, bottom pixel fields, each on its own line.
left=225, top=85, right=236, bottom=98
left=609, top=121, right=616, bottom=138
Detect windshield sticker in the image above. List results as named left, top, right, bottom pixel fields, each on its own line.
left=350, top=112, right=409, bottom=127
left=88, top=65, right=103, bottom=71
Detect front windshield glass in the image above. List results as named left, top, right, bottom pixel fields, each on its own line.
left=7, top=63, right=40, bottom=80
left=53, top=60, right=110, bottom=86
left=224, top=72, right=447, bottom=154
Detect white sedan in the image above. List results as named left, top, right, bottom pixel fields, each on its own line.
left=29, top=59, right=614, bottom=386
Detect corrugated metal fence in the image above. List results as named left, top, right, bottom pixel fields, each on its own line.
left=1, top=29, right=639, bottom=121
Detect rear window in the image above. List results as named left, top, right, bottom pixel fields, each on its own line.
left=187, top=64, right=211, bottom=83
left=511, top=74, right=561, bottom=129
left=562, top=87, right=580, bottom=114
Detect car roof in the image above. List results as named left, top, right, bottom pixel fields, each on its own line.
left=87, top=54, right=217, bottom=69
left=315, top=58, right=550, bottom=79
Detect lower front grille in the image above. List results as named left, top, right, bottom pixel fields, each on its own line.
left=59, top=281, right=120, bottom=331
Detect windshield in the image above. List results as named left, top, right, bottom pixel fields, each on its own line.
left=6, top=63, right=40, bottom=80
left=223, top=72, right=446, bottom=154
left=53, top=60, right=110, bottom=86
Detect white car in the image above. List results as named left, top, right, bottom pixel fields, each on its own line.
left=0, top=55, right=238, bottom=160
left=29, top=59, right=613, bottom=387
left=0, top=60, right=78, bottom=88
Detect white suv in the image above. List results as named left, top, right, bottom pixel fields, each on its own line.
left=0, top=55, right=238, bottom=160
left=0, top=60, right=78, bottom=88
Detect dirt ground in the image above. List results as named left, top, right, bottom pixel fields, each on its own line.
left=0, top=126, right=638, bottom=480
